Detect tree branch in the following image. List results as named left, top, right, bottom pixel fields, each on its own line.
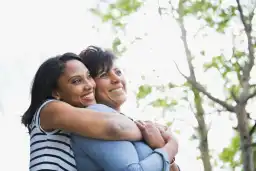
left=236, top=0, right=254, bottom=80
left=245, top=89, right=256, bottom=102
left=231, top=87, right=239, bottom=103
left=193, top=24, right=207, bottom=38
left=236, top=0, right=249, bottom=32
left=174, top=62, right=235, bottom=113
left=231, top=32, right=242, bottom=86
left=251, top=143, right=256, bottom=148
left=249, top=1, right=256, bottom=22
left=235, top=0, right=255, bottom=104
left=174, top=1, right=236, bottom=113
left=249, top=121, right=256, bottom=136
left=188, top=100, right=196, bottom=115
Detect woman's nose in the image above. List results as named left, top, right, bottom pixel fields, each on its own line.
left=110, top=72, right=120, bottom=84
left=84, top=80, right=93, bottom=90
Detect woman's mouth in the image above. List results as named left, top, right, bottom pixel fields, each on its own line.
left=81, top=92, right=95, bottom=100
left=109, top=88, right=123, bottom=92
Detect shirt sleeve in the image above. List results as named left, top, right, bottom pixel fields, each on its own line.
left=72, top=135, right=170, bottom=171
left=71, top=104, right=170, bottom=171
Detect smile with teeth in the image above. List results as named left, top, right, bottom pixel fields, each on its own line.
left=82, top=92, right=94, bottom=100
left=109, top=88, right=123, bottom=92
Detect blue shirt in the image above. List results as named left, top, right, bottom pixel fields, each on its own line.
left=71, top=104, right=170, bottom=171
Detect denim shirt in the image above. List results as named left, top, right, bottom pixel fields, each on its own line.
left=71, top=104, right=170, bottom=171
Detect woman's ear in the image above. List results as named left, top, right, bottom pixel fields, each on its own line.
left=52, top=90, right=61, bottom=100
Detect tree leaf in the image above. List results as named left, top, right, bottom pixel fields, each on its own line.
left=136, top=84, right=152, bottom=100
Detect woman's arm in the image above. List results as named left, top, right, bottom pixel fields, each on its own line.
left=71, top=104, right=170, bottom=171
left=40, top=100, right=142, bottom=140
left=72, top=135, right=170, bottom=171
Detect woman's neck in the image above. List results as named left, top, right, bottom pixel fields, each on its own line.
left=114, top=106, right=121, bottom=112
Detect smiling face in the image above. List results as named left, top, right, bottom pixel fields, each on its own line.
left=54, top=59, right=96, bottom=107
left=94, top=63, right=127, bottom=111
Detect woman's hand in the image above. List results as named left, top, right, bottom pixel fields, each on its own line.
left=154, top=123, right=179, bottom=161
left=135, top=121, right=166, bottom=149
left=154, top=123, right=170, bottom=142
left=154, top=123, right=168, bottom=132
left=161, top=128, right=179, bottom=161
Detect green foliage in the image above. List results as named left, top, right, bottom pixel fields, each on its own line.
left=90, top=0, right=143, bottom=29
left=112, top=37, right=127, bottom=55
left=203, top=53, right=244, bottom=101
left=91, top=0, right=256, bottom=170
left=180, top=0, right=237, bottom=33
left=219, top=129, right=256, bottom=170
left=219, top=135, right=241, bottom=169
left=166, top=121, right=172, bottom=127
left=136, top=84, right=152, bottom=100
left=90, top=0, right=143, bottom=54
left=150, top=98, right=177, bottom=108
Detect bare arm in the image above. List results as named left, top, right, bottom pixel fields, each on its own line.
left=40, top=100, right=142, bottom=141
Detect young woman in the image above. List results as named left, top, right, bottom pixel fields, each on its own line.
left=71, top=46, right=180, bottom=171
left=22, top=53, right=147, bottom=171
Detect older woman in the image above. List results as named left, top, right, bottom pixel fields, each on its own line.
left=71, top=46, right=180, bottom=171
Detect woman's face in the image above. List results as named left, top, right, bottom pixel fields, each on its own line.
left=94, top=63, right=127, bottom=111
left=54, top=59, right=96, bottom=107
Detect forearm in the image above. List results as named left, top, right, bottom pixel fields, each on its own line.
left=62, top=110, right=142, bottom=141
left=111, top=118, right=142, bottom=141
left=162, top=141, right=177, bottom=162
left=43, top=102, right=142, bottom=141
left=85, top=104, right=142, bottom=141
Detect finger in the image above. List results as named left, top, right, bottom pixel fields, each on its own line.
left=135, top=121, right=145, bottom=130
left=144, top=120, right=153, bottom=125
left=161, top=131, right=171, bottom=142
left=158, top=127, right=165, bottom=134
left=137, top=120, right=146, bottom=126
left=154, top=123, right=165, bottom=132
left=167, top=125, right=172, bottom=131
left=156, top=123, right=168, bottom=130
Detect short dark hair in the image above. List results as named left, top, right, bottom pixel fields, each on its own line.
left=79, top=46, right=117, bottom=78
left=21, top=52, right=82, bottom=130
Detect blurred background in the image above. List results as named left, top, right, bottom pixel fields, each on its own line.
left=1, top=0, right=256, bottom=170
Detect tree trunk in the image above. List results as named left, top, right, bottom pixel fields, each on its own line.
left=198, top=117, right=212, bottom=171
left=193, top=88, right=212, bottom=171
left=236, top=104, right=254, bottom=171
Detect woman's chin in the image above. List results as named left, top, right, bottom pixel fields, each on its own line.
left=112, top=97, right=126, bottom=107
left=79, top=99, right=97, bottom=107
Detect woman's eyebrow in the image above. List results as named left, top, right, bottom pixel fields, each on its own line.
left=68, top=75, right=81, bottom=82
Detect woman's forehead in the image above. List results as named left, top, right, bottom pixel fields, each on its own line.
left=65, top=60, right=88, bottom=74
left=67, top=59, right=85, bottom=68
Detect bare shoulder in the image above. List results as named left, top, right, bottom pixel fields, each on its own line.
left=41, top=100, right=72, bottom=115
left=40, top=100, right=74, bottom=130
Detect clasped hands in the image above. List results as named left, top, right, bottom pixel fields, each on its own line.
left=135, top=120, right=179, bottom=168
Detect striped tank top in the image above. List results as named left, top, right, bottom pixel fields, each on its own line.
left=29, top=100, right=77, bottom=171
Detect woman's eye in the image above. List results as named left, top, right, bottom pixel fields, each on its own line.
left=115, top=70, right=122, bottom=76
left=72, top=79, right=81, bottom=84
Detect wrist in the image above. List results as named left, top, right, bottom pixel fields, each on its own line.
left=163, top=142, right=177, bottom=161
